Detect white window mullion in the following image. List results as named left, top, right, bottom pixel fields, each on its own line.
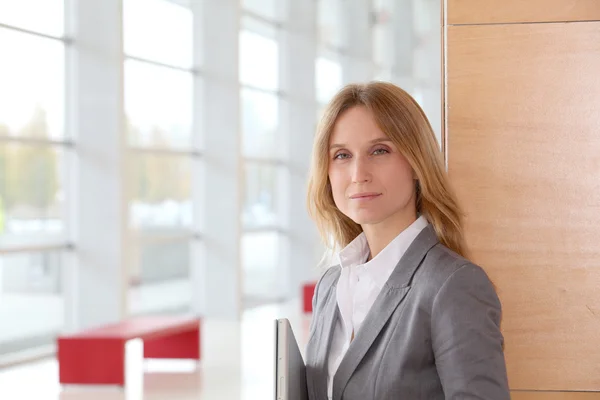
left=72, top=0, right=126, bottom=329
left=282, top=0, right=320, bottom=297
left=341, top=0, right=374, bottom=84
left=196, top=0, right=241, bottom=318
left=189, top=13, right=205, bottom=315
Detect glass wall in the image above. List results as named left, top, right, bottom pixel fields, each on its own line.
left=0, top=0, right=70, bottom=354
left=239, top=9, right=287, bottom=308
left=123, top=0, right=197, bottom=315
left=316, top=0, right=344, bottom=111
left=372, top=0, right=394, bottom=80
left=0, top=0, right=443, bottom=360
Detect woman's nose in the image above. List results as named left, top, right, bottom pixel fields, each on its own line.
left=351, top=158, right=372, bottom=183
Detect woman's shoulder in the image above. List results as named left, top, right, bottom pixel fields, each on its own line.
left=417, top=243, right=495, bottom=297
left=315, top=264, right=341, bottom=293
left=308, top=265, right=341, bottom=315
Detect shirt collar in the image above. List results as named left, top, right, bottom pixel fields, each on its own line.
left=337, top=230, right=370, bottom=269
left=337, top=215, right=429, bottom=289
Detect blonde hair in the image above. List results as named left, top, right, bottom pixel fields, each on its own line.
left=307, top=81, right=468, bottom=259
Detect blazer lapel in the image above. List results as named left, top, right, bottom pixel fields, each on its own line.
left=331, top=286, right=409, bottom=400
left=332, top=225, right=439, bottom=400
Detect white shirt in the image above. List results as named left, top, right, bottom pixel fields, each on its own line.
left=326, top=216, right=429, bottom=400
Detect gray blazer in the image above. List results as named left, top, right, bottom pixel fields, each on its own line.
left=305, top=225, right=510, bottom=400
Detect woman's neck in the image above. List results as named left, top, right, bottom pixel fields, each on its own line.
left=362, top=211, right=418, bottom=261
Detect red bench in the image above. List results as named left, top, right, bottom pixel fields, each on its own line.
left=303, top=282, right=316, bottom=313
left=57, top=316, right=201, bottom=386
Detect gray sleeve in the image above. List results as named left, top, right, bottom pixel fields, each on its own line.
left=307, top=280, right=320, bottom=338
left=307, top=267, right=333, bottom=339
left=431, top=263, right=511, bottom=399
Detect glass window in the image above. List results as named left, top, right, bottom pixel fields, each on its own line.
left=128, top=239, right=192, bottom=315
left=413, top=0, right=438, bottom=38
left=241, top=88, right=279, bottom=159
left=372, top=0, right=393, bottom=69
left=315, top=57, right=343, bottom=104
left=374, top=67, right=393, bottom=82
left=0, top=0, right=64, bottom=37
left=242, top=0, right=287, bottom=22
left=128, top=153, right=192, bottom=230
left=0, top=143, right=65, bottom=246
left=316, top=104, right=326, bottom=123
left=239, top=21, right=279, bottom=91
left=0, top=28, right=65, bottom=140
left=242, top=163, right=284, bottom=230
left=123, top=0, right=193, bottom=68
left=317, top=0, right=345, bottom=49
left=414, top=45, right=438, bottom=82
left=373, top=23, right=386, bottom=68
left=0, top=251, right=64, bottom=354
left=124, top=59, right=193, bottom=149
left=241, top=231, right=284, bottom=306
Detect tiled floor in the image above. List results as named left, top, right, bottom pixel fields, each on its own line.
left=2, top=299, right=600, bottom=400
left=0, top=299, right=311, bottom=400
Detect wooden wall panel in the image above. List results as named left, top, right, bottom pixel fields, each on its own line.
left=446, top=22, right=600, bottom=390
left=447, top=0, right=600, bottom=25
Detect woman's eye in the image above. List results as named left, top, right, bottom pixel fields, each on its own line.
left=334, top=153, right=350, bottom=160
left=373, top=148, right=389, bottom=155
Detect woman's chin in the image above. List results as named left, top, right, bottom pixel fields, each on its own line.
left=348, top=211, right=386, bottom=226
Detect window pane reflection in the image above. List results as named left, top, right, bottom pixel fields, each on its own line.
left=317, top=0, right=345, bottom=49
left=242, top=0, right=286, bottom=22
left=0, top=28, right=65, bottom=140
left=0, top=251, right=64, bottom=354
left=128, top=239, right=191, bottom=315
left=241, top=88, right=279, bottom=158
left=240, top=28, right=279, bottom=91
left=0, top=0, right=64, bottom=37
left=0, top=143, right=65, bottom=246
left=315, top=57, right=342, bottom=104
left=243, top=163, right=284, bottom=230
left=125, top=59, right=193, bottom=149
left=241, top=231, right=283, bottom=306
left=129, top=153, right=192, bottom=230
left=123, top=0, right=193, bottom=68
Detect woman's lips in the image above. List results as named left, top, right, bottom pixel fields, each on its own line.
left=349, top=192, right=381, bottom=200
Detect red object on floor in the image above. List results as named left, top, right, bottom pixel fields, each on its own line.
left=57, top=316, right=201, bottom=386
left=303, top=282, right=317, bottom=313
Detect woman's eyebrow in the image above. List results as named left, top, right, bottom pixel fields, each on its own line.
left=329, top=137, right=392, bottom=150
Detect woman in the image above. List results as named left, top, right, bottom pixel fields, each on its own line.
left=305, top=82, right=510, bottom=400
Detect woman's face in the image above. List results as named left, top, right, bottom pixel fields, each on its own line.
left=328, top=106, right=417, bottom=229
